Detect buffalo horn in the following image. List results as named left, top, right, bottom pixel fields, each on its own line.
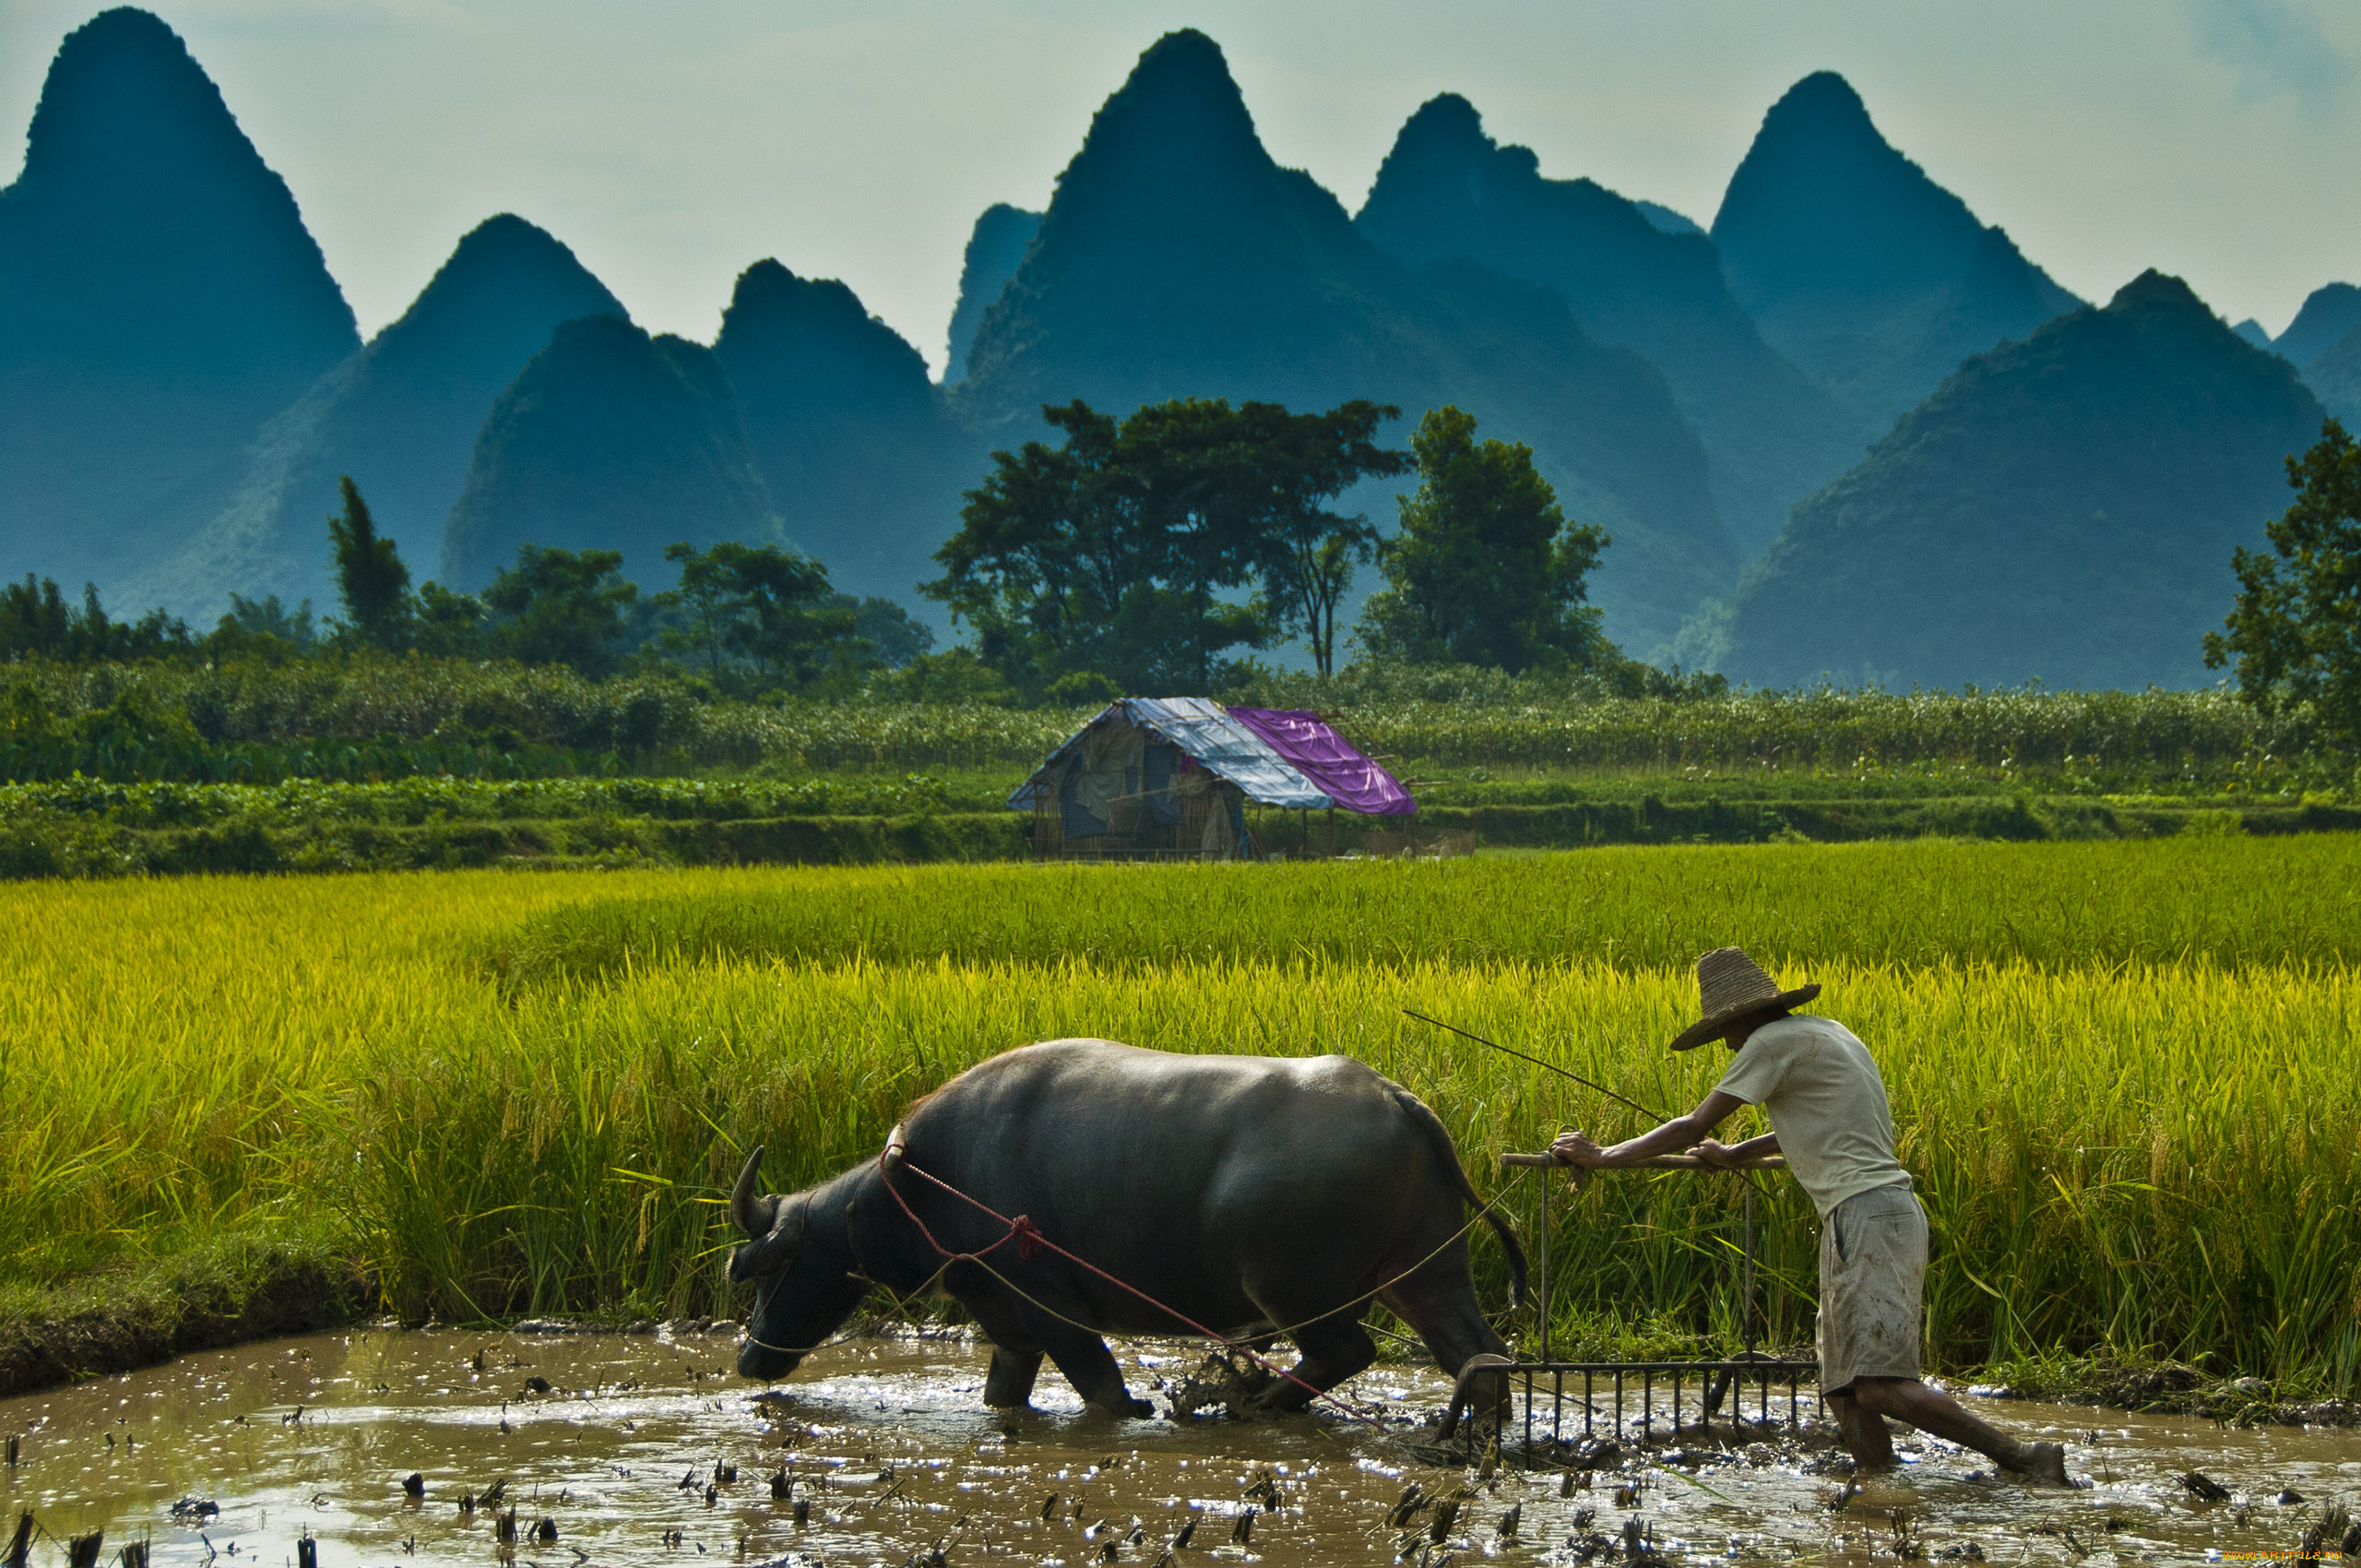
left=730, top=1146, right=779, bottom=1238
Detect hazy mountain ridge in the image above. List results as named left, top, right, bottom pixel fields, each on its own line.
left=1, top=7, right=2344, bottom=694
left=1712, top=71, right=2082, bottom=436
left=442, top=315, right=784, bottom=591
left=1354, top=92, right=1864, bottom=554
left=128, top=214, right=628, bottom=620
left=952, top=30, right=1738, bottom=654
left=2275, top=282, right=2361, bottom=368
left=1695, top=271, right=2324, bottom=691
left=2301, top=324, right=2361, bottom=431
left=715, top=259, right=967, bottom=604
left=943, top=205, right=1040, bottom=384
left=0, top=7, right=358, bottom=589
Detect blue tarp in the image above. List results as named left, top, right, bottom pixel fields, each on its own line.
left=1005, top=697, right=1338, bottom=812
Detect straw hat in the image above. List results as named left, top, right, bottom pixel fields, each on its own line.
left=1668, top=946, right=1821, bottom=1051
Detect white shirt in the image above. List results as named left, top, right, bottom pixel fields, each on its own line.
left=1714, top=1014, right=1911, bottom=1218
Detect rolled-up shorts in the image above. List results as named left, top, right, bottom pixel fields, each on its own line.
left=1817, top=1181, right=1927, bottom=1396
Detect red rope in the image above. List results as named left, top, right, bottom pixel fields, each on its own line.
left=874, top=1143, right=1379, bottom=1423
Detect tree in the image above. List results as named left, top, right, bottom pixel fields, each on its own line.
left=0, top=576, right=190, bottom=661
left=412, top=582, right=488, bottom=657
left=658, top=540, right=740, bottom=677
left=713, top=542, right=858, bottom=687
left=655, top=540, right=878, bottom=691
left=2205, top=419, right=2361, bottom=752
left=326, top=477, right=412, bottom=649
left=1232, top=399, right=1408, bottom=677
left=927, top=397, right=1404, bottom=693
left=841, top=595, right=933, bottom=669
left=1355, top=406, right=1611, bottom=672
left=482, top=545, right=637, bottom=676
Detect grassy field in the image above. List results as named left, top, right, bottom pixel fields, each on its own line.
left=5, top=838, right=2356, bottom=1397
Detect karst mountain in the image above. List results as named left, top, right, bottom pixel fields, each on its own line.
left=135, top=214, right=628, bottom=618
left=441, top=315, right=784, bottom=590
left=714, top=260, right=964, bottom=603
left=0, top=10, right=2341, bottom=691
left=951, top=28, right=1738, bottom=653
left=943, top=205, right=1041, bottom=384
left=0, top=7, right=358, bottom=588
left=1696, top=272, right=2324, bottom=690
left=1354, top=91, right=1864, bottom=554
left=1712, top=72, right=2082, bottom=438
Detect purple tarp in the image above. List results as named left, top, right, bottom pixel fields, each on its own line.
left=1224, top=707, right=1416, bottom=816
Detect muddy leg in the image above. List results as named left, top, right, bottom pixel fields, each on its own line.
left=1020, top=1310, right=1153, bottom=1418
left=954, top=1284, right=1050, bottom=1411
left=1244, top=1313, right=1376, bottom=1413
left=1850, top=1378, right=2069, bottom=1485
left=1825, top=1388, right=1896, bottom=1468
left=982, top=1344, right=1045, bottom=1408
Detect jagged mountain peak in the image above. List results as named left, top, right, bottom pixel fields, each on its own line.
left=2108, top=267, right=2207, bottom=315
left=1710, top=69, right=2077, bottom=433
left=371, top=212, right=623, bottom=365
left=1050, top=28, right=1283, bottom=213
left=0, top=5, right=358, bottom=590
left=2, top=6, right=357, bottom=360
left=944, top=204, right=1040, bottom=383
left=1716, top=69, right=1996, bottom=306
left=1754, top=70, right=1879, bottom=146
left=18, top=9, right=238, bottom=190
left=1703, top=261, right=2321, bottom=691
left=716, top=258, right=931, bottom=408
left=1388, top=92, right=1488, bottom=155
left=2276, top=282, right=2361, bottom=369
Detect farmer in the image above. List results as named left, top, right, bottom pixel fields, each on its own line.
left=1548, top=946, right=2070, bottom=1485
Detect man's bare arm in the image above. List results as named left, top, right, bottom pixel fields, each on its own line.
left=1691, top=1131, right=1779, bottom=1168
left=1549, top=1090, right=1749, bottom=1169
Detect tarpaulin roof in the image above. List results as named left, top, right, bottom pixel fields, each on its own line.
left=1005, top=697, right=1412, bottom=814
left=1227, top=707, right=1415, bottom=816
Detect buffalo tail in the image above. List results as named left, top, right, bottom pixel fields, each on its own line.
left=1392, top=1088, right=1528, bottom=1307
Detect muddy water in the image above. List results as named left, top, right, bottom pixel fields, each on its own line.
left=3, top=1330, right=2356, bottom=1567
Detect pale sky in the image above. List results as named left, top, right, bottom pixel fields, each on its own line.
left=5, top=0, right=2357, bottom=376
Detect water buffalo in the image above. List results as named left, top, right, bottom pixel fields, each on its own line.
left=728, top=1038, right=1525, bottom=1417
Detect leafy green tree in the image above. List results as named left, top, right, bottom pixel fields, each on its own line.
left=412, top=582, right=488, bottom=657
left=326, top=477, right=413, bottom=649
left=1355, top=406, right=1611, bottom=672
left=841, top=595, right=933, bottom=669
left=928, top=397, right=1401, bottom=694
left=655, top=540, right=878, bottom=691
left=713, top=542, right=857, bottom=687
left=0, top=576, right=190, bottom=661
left=658, top=541, right=740, bottom=677
left=2205, top=419, right=2361, bottom=752
left=482, top=545, right=638, bottom=676
left=1231, top=399, right=1407, bottom=677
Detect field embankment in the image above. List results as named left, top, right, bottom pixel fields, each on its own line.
left=4, top=837, right=2355, bottom=1406
left=6, top=668, right=2356, bottom=871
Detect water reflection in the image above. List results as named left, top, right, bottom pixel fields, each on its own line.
left=0, top=1329, right=2355, bottom=1565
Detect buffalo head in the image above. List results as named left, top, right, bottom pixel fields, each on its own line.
left=727, top=1146, right=870, bottom=1381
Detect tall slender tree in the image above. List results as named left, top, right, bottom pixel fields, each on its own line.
left=326, top=476, right=412, bottom=650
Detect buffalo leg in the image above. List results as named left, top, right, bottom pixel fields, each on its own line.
left=1244, top=1312, right=1376, bottom=1413
left=982, top=1345, right=1046, bottom=1408
left=951, top=1281, right=1049, bottom=1410
left=1379, top=1266, right=1513, bottom=1417
left=1020, top=1310, right=1153, bottom=1418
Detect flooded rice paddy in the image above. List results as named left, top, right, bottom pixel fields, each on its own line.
left=4, top=1328, right=2357, bottom=1567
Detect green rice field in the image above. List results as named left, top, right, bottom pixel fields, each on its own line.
left=4, top=836, right=2356, bottom=1395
